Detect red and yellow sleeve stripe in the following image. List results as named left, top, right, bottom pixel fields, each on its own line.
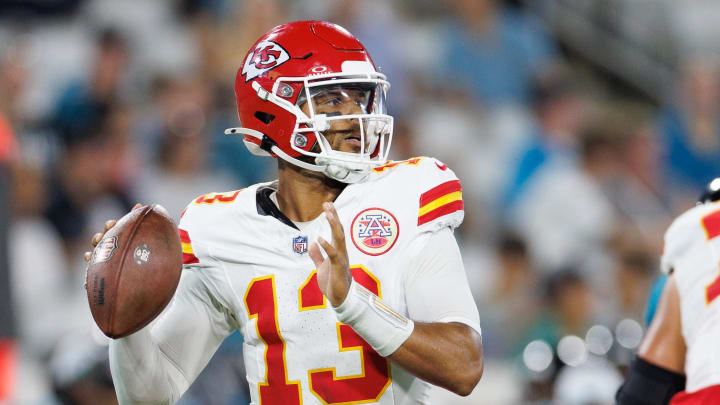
left=418, top=180, right=463, bottom=226
left=179, top=228, right=199, bottom=265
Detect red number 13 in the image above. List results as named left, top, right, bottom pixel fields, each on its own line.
left=244, top=266, right=391, bottom=404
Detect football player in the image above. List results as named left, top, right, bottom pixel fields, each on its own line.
left=86, top=21, right=483, bottom=404
left=616, top=178, right=720, bottom=404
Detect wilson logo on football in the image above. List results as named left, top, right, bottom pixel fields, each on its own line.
left=93, top=236, right=118, bottom=264
left=351, top=208, right=400, bottom=256
left=242, top=40, right=290, bottom=82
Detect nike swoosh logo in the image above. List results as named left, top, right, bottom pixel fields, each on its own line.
left=435, top=161, right=447, bottom=171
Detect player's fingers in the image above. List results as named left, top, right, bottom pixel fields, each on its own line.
left=317, top=236, right=338, bottom=261
left=83, top=251, right=92, bottom=262
left=133, top=203, right=142, bottom=210
left=308, top=242, right=325, bottom=268
left=323, top=202, right=346, bottom=249
left=91, top=232, right=104, bottom=247
left=104, top=219, right=117, bottom=232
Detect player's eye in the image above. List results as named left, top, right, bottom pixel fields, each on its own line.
left=320, top=96, right=343, bottom=106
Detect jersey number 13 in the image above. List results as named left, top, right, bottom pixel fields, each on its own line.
left=244, top=265, right=391, bottom=404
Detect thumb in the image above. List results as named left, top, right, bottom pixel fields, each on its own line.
left=308, top=242, right=325, bottom=269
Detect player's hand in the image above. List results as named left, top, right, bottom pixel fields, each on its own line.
left=83, top=203, right=142, bottom=262
left=309, top=202, right=352, bottom=307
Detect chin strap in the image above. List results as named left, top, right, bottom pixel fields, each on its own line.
left=225, top=127, right=371, bottom=184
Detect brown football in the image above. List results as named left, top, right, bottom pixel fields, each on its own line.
left=85, top=204, right=183, bottom=338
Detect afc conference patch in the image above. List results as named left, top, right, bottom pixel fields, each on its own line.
left=350, top=208, right=400, bottom=256
left=293, top=235, right=308, bottom=254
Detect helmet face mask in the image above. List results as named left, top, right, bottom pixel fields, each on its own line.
left=227, top=21, right=394, bottom=184
left=291, top=75, right=392, bottom=167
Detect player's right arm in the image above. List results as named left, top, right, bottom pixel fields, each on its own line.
left=86, top=204, right=237, bottom=405
left=109, top=266, right=235, bottom=404
left=615, top=274, right=686, bottom=404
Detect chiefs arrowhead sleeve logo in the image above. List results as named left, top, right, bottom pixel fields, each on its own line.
left=242, top=40, right=290, bottom=82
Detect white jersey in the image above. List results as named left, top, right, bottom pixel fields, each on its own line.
left=159, top=156, right=480, bottom=405
left=661, top=201, right=720, bottom=392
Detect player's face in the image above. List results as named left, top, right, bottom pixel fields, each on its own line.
left=299, top=85, right=374, bottom=154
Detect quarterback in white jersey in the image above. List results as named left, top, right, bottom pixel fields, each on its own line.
left=89, top=20, right=483, bottom=405
left=617, top=180, right=720, bottom=404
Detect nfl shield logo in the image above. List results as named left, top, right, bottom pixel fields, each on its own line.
left=293, top=236, right=308, bottom=254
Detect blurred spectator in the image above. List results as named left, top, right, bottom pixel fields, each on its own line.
left=9, top=138, right=66, bottom=353
left=502, top=68, right=585, bottom=210
left=0, top=41, right=21, bottom=162
left=84, top=0, right=198, bottom=79
left=44, top=102, right=136, bottom=254
left=321, top=0, right=412, bottom=114
left=657, top=58, right=720, bottom=193
left=600, top=102, right=676, bottom=253
left=43, top=28, right=136, bottom=253
left=480, top=232, right=541, bottom=358
left=50, top=27, right=128, bottom=145
left=510, top=123, right=618, bottom=277
left=135, top=75, right=236, bottom=219
left=611, top=249, right=656, bottom=323
left=436, top=0, right=556, bottom=107
left=521, top=269, right=594, bottom=349
left=0, top=41, right=27, bottom=128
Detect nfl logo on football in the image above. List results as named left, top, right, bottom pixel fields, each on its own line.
left=292, top=235, right=308, bottom=254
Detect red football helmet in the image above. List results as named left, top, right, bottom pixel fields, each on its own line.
left=225, top=20, right=393, bottom=183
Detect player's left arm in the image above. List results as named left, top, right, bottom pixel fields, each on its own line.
left=616, top=274, right=686, bottom=404
left=389, top=227, right=483, bottom=396
left=310, top=203, right=483, bottom=396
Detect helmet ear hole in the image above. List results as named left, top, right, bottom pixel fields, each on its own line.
left=254, top=111, right=275, bottom=125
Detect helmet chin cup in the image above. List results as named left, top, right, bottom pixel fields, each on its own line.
left=316, top=155, right=370, bottom=184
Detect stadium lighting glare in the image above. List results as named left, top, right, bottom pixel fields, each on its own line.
left=585, top=325, right=613, bottom=356
left=557, top=335, right=587, bottom=367
left=523, top=340, right=554, bottom=372
left=615, top=319, right=644, bottom=349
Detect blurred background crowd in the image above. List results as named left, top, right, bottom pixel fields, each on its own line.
left=1, top=0, right=719, bottom=404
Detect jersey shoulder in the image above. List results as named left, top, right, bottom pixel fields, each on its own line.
left=368, top=156, right=464, bottom=232
left=177, top=185, right=260, bottom=265
left=661, top=202, right=720, bottom=274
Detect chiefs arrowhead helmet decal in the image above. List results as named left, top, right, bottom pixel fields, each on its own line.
left=242, top=40, right=290, bottom=82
